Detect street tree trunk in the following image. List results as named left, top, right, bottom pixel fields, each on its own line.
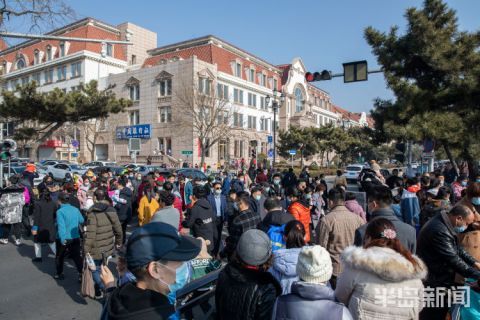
left=442, top=140, right=459, bottom=175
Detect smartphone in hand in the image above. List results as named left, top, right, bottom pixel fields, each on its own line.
left=102, top=252, right=108, bottom=266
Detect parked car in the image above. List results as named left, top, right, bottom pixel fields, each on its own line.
left=175, top=168, right=208, bottom=181
left=47, top=163, right=87, bottom=180
left=344, top=164, right=365, bottom=183
left=41, top=160, right=71, bottom=167
left=83, top=161, right=116, bottom=169
left=136, top=165, right=169, bottom=176
left=92, top=166, right=126, bottom=176
left=123, top=163, right=143, bottom=170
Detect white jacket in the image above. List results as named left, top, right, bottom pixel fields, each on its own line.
left=335, top=246, right=427, bottom=320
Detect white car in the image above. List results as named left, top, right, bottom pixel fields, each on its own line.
left=83, top=161, right=117, bottom=169
left=344, top=164, right=365, bottom=183
left=47, top=163, right=87, bottom=180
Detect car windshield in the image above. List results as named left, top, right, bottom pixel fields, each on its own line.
left=346, top=166, right=362, bottom=171
left=70, top=165, right=85, bottom=170
left=11, top=166, right=25, bottom=174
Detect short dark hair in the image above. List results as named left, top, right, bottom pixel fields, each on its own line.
left=251, top=187, right=262, bottom=194
left=345, top=192, right=356, bottom=201
left=336, top=170, right=343, bottom=176
left=436, top=186, right=451, bottom=200
left=420, top=176, right=431, bottom=186
left=118, top=178, right=127, bottom=187
left=236, top=191, right=250, bottom=206
left=273, top=173, right=282, bottom=179
left=368, top=185, right=393, bottom=206
left=193, top=185, right=208, bottom=199
left=167, top=175, right=175, bottom=179
left=228, top=189, right=237, bottom=195
left=466, top=182, right=480, bottom=198
left=406, top=177, right=418, bottom=187
left=449, top=205, right=472, bottom=218
left=286, top=187, right=302, bottom=198
left=162, top=181, right=174, bottom=192
left=237, top=172, right=244, bottom=178
left=94, top=188, right=107, bottom=201
left=264, top=197, right=281, bottom=211
left=212, top=181, right=222, bottom=188
left=58, top=192, right=70, bottom=204
left=158, top=190, right=175, bottom=206
left=328, top=187, right=346, bottom=203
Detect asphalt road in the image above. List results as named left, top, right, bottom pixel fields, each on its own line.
left=0, top=237, right=102, bottom=320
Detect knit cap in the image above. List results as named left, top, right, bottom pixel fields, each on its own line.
left=296, top=245, right=333, bottom=283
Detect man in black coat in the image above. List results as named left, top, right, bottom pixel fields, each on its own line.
left=182, top=185, right=217, bottom=254
left=418, top=205, right=480, bottom=320
left=257, top=197, right=294, bottom=233
left=354, top=185, right=416, bottom=253
left=115, top=178, right=132, bottom=244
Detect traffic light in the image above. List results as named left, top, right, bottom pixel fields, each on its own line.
left=0, top=139, right=16, bottom=161
left=251, top=147, right=256, bottom=158
left=305, top=70, right=332, bottom=82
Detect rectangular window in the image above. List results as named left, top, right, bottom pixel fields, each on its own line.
left=129, top=85, right=140, bottom=101
left=46, top=47, right=52, bottom=61
left=247, top=116, right=257, bottom=130
left=57, top=65, right=66, bottom=81
left=217, top=83, right=229, bottom=100
left=106, top=43, right=113, bottom=57
left=273, top=78, right=278, bottom=90
left=198, top=77, right=211, bottom=95
left=59, top=43, right=65, bottom=57
left=159, top=79, right=172, bottom=97
left=44, top=68, right=54, bottom=83
left=260, top=118, right=266, bottom=131
left=233, top=88, right=243, bottom=104
left=261, top=74, right=267, bottom=86
left=21, top=77, right=29, bottom=85
left=34, top=51, right=40, bottom=65
left=260, top=96, right=266, bottom=110
left=71, top=62, right=82, bottom=77
left=129, top=110, right=140, bottom=125
left=131, top=55, right=137, bottom=65
left=233, top=112, right=244, bottom=127
left=235, top=63, right=242, bottom=77
left=234, top=140, right=245, bottom=158
left=249, top=69, right=255, bottom=82
left=32, top=73, right=41, bottom=84
left=247, top=93, right=257, bottom=107
left=159, top=106, right=172, bottom=123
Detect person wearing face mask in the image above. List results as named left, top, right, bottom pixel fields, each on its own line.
left=451, top=175, right=468, bottom=203
left=417, top=205, right=480, bottom=320
left=77, top=176, right=91, bottom=211
left=271, top=173, right=285, bottom=202
left=354, top=185, right=416, bottom=253
left=207, top=181, right=227, bottom=256
left=100, top=222, right=201, bottom=320
left=456, top=182, right=480, bottom=262
left=249, top=187, right=265, bottom=219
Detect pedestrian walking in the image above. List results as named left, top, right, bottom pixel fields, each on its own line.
left=0, top=176, right=26, bottom=245
left=31, top=189, right=57, bottom=262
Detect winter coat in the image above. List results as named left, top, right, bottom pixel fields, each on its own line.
left=182, top=198, right=216, bottom=253
left=354, top=208, right=416, bottom=253
left=221, top=175, right=231, bottom=196
left=115, top=187, right=132, bottom=223
left=255, top=173, right=268, bottom=184
left=274, top=282, right=353, bottom=320
left=33, top=198, right=57, bottom=243
left=417, top=211, right=480, bottom=288
left=288, top=200, right=311, bottom=243
left=215, top=262, right=281, bottom=320
left=334, top=175, right=347, bottom=187
left=419, top=199, right=450, bottom=227
left=77, top=184, right=90, bottom=210
left=137, top=196, right=159, bottom=226
left=104, top=282, right=174, bottom=320
left=344, top=200, right=366, bottom=222
left=230, top=178, right=245, bottom=193
left=84, top=201, right=123, bottom=260
left=456, top=197, right=480, bottom=263
left=315, top=205, right=365, bottom=276
left=335, top=246, right=427, bottom=320
left=269, top=248, right=302, bottom=295
left=0, top=187, right=25, bottom=224
left=183, top=180, right=193, bottom=206
left=224, top=209, right=262, bottom=257
left=451, top=182, right=466, bottom=203
left=257, top=209, right=295, bottom=234
left=400, top=189, right=421, bottom=226
left=56, top=203, right=84, bottom=244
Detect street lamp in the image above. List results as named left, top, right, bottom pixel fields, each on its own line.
left=299, top=142, right=304, bottom=168
left=266, top=88, right=285, bottom=170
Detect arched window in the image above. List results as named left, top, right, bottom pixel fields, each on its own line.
left=16, top=58, right=26, bottom=70
left=295, top=87, right=304, bottom=113
left=34, top=49, right=40, bottom=64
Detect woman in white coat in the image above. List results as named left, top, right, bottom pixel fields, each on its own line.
left=335, top=218, right=427, bottom=320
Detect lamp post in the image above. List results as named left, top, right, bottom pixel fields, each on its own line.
left=299, top=142, right=304, bottom=168
left=266, top=88, right=285, bottom=170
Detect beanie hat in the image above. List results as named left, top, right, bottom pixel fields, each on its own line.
left=236, top=229, right=272, bottom=266
left=296, top=246, right=333, bottom=283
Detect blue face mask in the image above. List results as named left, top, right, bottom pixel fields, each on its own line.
left=233, top=202, right=239, bottom=211
left=454, top=225, right=467, bottom=233
left=461, top=181, right=468, bottom=187
left=159, top=262, right=190, bottom=304
left=305, top=194, right=312, bottom=200
left=472, top=197, right=480, bottom=206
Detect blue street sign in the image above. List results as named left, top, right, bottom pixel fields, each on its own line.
left=268, top=149, right=274, bottom=158
left=289, top=149, right=297, bottom=156
left=71, top=140, right=79, bottom=148
left=71, top=153, right=78, bottom=158
left=116, top=124, right=151, bottom=139
left=267, top=135, right=273, bottom=143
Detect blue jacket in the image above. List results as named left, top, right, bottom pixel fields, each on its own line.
left=221, top=176, right=231, bottom=196
left=230, top=178, right=244, bottom=193
left=56, top=203, right=84, bottom=244
left=269, top=248, right=301, bottom=295
left=207, top=194, right=227, bottom=221
left=400, top=190, right=420, bottom=226
left=184, top=180, right=193, bottom=206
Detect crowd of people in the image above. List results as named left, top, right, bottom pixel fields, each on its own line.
left=1, top=161, right=480, bottom=319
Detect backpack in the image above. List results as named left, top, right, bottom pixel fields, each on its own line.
left=267, top=224, right=286, bottom=252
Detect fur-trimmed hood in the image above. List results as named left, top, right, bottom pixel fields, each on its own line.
left=341, top=246, right=428, bottom=282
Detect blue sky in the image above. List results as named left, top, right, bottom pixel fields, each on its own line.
left=50, top=1, right=480, bottom=112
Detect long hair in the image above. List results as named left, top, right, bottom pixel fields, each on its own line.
left=364, top=218, right=419, bottom=269
left=284, top=220, right=306, bottom=249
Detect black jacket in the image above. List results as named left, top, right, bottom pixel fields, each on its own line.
left=115, top=187, right=133, bottom=222
left=105, top=282, right=174, bottom=320
left=182, top=198, right=216, bottom=253
left=257, top=209, right=294, bottom=233
left=215, top=262, right=281, bottom=320
left=33, top=198, right=57, bottom=243
left=354, top=207, right=417, bottom=253
left=417, top=211, right=480, bottom=288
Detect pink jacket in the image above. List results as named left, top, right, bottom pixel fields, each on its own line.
left=345, top=199, right=366, bottom=222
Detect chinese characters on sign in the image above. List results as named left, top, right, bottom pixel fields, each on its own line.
left=116, top=124, right=151, bottom=139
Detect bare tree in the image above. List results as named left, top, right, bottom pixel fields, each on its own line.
left=83, top=117, right=106, bottom=162
left=175, top=79, right=234, bottom=168
left=0, top=0, right=75, bottom=32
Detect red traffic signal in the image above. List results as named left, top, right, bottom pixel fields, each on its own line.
left=305, top=70, right=332, bottom=82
